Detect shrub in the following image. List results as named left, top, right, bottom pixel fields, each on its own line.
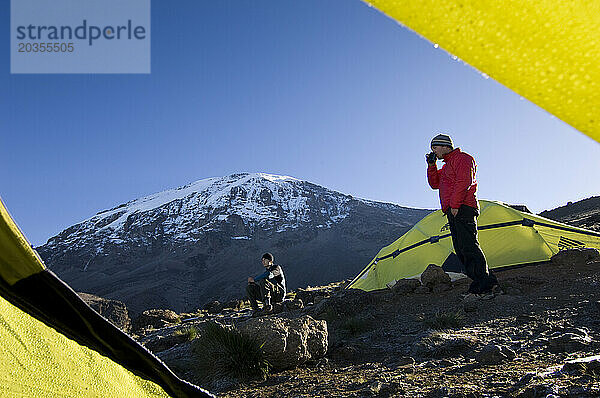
left=423, top=310, right=465, bottom=330
left=191, top=322, right=270, bottom=383
left=174, top=326, right=198, bottom=341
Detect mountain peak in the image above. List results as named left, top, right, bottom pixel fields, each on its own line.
left=38, top=173, right=432, bottom=313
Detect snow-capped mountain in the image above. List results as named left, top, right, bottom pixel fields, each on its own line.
left=38, top=173, right=432, bottom=314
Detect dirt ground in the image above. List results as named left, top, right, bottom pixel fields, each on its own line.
left=219, top=250, right=600, bottom=397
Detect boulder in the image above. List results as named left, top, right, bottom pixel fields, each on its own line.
left=475, top=344, right=516, bottom=365
left=133, top=309, right=181, bottom=333
left=79, top=292, right=131, bottom=333
left=391, top=279, right=421, bottom=294
left=295, top=288, right=321, bottom=305
left=414, top=286, right=431, bottom=294
left=432, top=283, right=452, bottom=293
left=562, top=355, right=600, bottom=374
left=309, top=288, right=380, bottom=317
left=222, top=299, right=244, bottom=311
left=548, top=331, right=592, bottom=353
left=551, top=248, right=599, bottom=266
left=392, top=356, right=415, bottom=366
left=238, top=315, right=328, bottom=370
left=284, top=298, right=304, bottom=311
left=204, top=300, right=224, bottom=314
left=420, top=264, right=451, bottom=289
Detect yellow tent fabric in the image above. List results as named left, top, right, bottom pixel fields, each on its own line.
left=0, top=197, right=212, bottom=398
left=349, top=200, right=600, bottom=291
left=365, top=0, right=600, bottom=143
left=0, top=294, right=171, bottom=398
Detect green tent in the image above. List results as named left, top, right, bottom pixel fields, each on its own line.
left=348, top=200, right=600, bottom=291
left=0, top=198, right=213, bottom=397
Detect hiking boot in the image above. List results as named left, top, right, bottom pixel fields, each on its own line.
left=263, top=304, right=273, bottom=314
left=491, top=284, right=503, bottom=296
left=477, top=291, right=496, bottom=300
left=251, top=309, right=264, bottom=318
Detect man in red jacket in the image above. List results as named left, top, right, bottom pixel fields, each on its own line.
left=426, top=133, right=498, bottom=295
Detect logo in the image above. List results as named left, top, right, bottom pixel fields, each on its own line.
left=16, top=20, right=147, bottom=46
left=440, top=223, right=450, bottom=232
left=11, top=0, right=150, bottom=74
left=558, top=236, right=585, bottom=250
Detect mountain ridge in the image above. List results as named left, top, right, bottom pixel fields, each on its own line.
left=38, top=172, right=432, bottom=314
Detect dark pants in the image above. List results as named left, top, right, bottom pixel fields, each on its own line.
left=447, top=205, right=498, bottom=294
left=246, top=279, right=284, bottom=309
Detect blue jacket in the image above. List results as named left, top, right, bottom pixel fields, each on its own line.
left=255, top=264, right=286, bottom=294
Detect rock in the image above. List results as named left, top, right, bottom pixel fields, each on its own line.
left=414, top=286, right=431, bottom=294
left=391, top=278, right=421, bottom=294
left=142, top=332, right=188, bottom=353
left=548, top=331, right=592, bottom=353
left=475, top=344, right=516, bottom=365
left=432, top=283, right=452, bottom=293
left=79, top=292, right=131, bottom=333
left=504, top=286, right=523, bottom=296
left=284, top=298, right=304, bottom=311
left=222, top=299, right=243, bottom=310
left=238, top=315, right=328, bottom=370
left=412, top=331, right=478, bottom=359
left=420, top=264, right=451, bottom=288
left=272, top=302, right=285, bottom=314
left=551, top=248, right=599, bottom=266
left=517, top=384, right=560, bottom=398
left=395, top=356, right=416, bottom=366
left=367, top=381, right=383, bottom=395
left=308, top=288, right=381, bottom=317
left=562, top=355, right=600, bottom=374
left=132, top=309, right=180, bottom=333
left=463, top=300, right=478, bottom=313
left=295, top=288, right=315, bottom=305
left=204, top=300, right=224, bottom=314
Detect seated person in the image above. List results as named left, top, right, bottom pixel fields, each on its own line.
left=246, top=252, right=286, bottom=315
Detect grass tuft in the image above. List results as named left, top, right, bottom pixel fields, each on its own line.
left=581, top=363, right=600, bottom=379
left=423, top=310, right=465, bottom=330
left=174, top=326, right=198, bottom=341
left=191, top=322, right=270, bottom=383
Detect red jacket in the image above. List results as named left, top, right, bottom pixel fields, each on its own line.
left=427, top=148, right=478, bottom=213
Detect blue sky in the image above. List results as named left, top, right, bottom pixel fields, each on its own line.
left=2, top=0, right=599, bottom=246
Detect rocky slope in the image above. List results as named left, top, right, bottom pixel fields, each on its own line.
left=37, top=173, right=431, bottom=315
left=137, top=248, right=600, bottom=397
left=540, top=196, right=600, bottom=231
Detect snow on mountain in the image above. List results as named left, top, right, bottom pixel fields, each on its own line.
left=38, top=172, right=432, bottom=314
left=44, top=173, right=355, bottom=252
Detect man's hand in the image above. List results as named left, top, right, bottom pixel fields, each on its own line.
left=426, top=152, right=437, bottom=164
left=450, top=208, right=459, bottom=216
left=247, top=277, right=254, bottom=283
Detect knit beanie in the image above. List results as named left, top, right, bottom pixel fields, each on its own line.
left=430, top=134, right=453, bottom=148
